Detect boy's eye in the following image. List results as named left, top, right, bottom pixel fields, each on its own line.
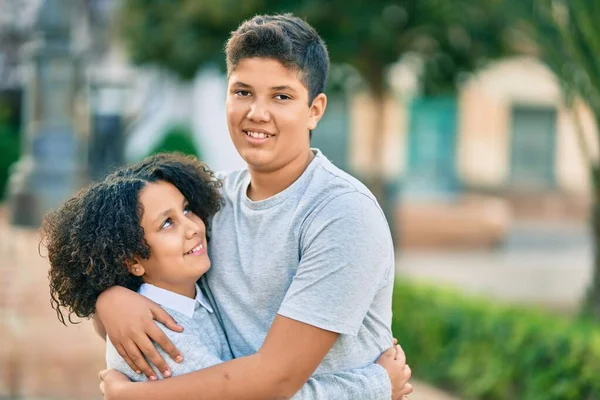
left=235, top=90, right=251, bottom=97
left=274, top=94, right=291, bottom=101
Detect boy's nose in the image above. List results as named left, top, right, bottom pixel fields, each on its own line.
left=247, top=101, right=270, bottom=122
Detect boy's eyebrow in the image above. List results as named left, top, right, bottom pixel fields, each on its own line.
left=231, top=81, right=297, bottom=92
left=271, top=85, right=296, bottom=92
left=231, top=81, right=251, bottom=88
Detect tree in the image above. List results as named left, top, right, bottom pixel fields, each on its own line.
left=515, top=0, right=600, bottom=318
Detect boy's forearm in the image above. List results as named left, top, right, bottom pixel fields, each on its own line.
left=93, top=315, right=107, bottom=340
left=117, top=353, right=291, bottom=400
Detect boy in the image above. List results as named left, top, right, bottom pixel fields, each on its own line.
left=96, top=14, right=412, bottom=399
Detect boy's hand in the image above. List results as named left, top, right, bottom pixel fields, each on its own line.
left=96, top=286, right=184, bottom=379
left=376, top=343, right=413, bottom=400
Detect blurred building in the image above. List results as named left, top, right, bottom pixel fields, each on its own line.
left=347, top=56, right=595, bottom=249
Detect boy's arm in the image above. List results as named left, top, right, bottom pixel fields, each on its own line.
left=98, top=297, right=403, bottom=399
left=93, top=315, right=107, bottom=340
left=106, top=324, right=224, bottom=383
left=102, top=316, right=409, bottom=400
left=96, top=286, right=185, bottom=378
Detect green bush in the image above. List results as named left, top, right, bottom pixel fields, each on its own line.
left=0, top=123, right=20, bottom=201
left=392, top=281, right=600, bottom=400
left=148, top=124, right=201, bottom=159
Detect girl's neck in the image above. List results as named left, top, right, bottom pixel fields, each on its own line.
left=144, top=280, right=197, bottom=299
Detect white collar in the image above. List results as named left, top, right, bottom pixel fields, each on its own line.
left=138, top=283, right=214, bottom=318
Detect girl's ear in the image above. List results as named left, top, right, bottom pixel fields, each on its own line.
left=127, top=259, right=145, bottom=277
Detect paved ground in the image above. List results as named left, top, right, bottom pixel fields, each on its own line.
left=0, top=211, right=459, bottom=400
left=396, top=220, right=593, bottom=313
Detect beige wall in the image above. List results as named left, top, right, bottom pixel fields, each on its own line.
left=350, top=56, right=598, bottom=195
left=459, top=57, right=597, bottom=194
left=349, top=93, right=408, bottom=179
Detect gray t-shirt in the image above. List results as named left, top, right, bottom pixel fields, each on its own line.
left=207, top=150, right=395, bottom=396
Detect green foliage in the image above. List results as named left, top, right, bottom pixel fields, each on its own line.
left=392, top=281, right=600, bottom=400
left=116, top=0, right=512, bottom=95
left=303, top=0, right=514, bottom=95
left=0, top=107, right=20, bottom=201
left=148, top=124, right=201, bottom=159
left=116, top=0, right=261, bottom=79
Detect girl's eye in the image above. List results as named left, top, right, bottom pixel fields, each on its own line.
left=274, top=94, right=291, bottom=101
left=235, top=90, right=251, bottom=97
left=183, top=205, right=191, bottom=215
left=161, top=218, right=173, bottom=229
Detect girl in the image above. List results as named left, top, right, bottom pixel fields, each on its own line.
left=41, top=153, right=231, bottom=381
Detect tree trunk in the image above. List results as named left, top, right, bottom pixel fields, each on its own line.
left=365, top=89, right=399, bottom=244
left=368, top=91, right=386, bottom=202
left=584, top=111, right=600, bottom=319
left=585, top=195, right=600, bottom=319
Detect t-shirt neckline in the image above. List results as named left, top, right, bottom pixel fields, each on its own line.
left=242, top=149, right=322, bottom=210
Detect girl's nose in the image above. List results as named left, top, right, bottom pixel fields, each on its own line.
left=184, top=219, right=201, bottom=239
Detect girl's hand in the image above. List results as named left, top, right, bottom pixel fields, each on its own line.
left=99, top=369, right=130, bottom=399
left=96, top=286, right=184, bottom=379
left=376, top=344, right=413, bottom=400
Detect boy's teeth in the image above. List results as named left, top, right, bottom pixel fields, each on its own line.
left=247, top=131, right=270, bottom=139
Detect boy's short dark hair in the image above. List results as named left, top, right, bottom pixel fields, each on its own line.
left=225, top=13, right=329, bottom=103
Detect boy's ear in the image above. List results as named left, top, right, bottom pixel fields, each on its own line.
left=126, top=259, right=145, bottom=277
left=308, top=93, right=327, bottom=131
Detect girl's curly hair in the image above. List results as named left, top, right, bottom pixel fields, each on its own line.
left=40, top=152, right=223, bottom=325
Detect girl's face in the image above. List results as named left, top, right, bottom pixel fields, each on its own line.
left=130, top=180, right=210, bottom=298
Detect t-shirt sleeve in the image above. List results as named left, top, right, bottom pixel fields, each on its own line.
left=278, top=192, right=394, bottom=336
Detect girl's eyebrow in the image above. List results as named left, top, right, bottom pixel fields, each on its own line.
left=153, top=198, right=187, bottom=224
left=153, top=209, right=173, bottom=224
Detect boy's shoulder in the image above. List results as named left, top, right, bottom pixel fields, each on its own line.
left=214, top=150, right=380, bottom=211
left=215, top=168, right=249, bottom=196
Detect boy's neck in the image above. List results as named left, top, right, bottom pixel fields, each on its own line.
left=247, top=149, right=315, bottom=201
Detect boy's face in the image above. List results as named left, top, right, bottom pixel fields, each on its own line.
left=226, top=57, right=326, bottom=173
left=131, top=180, right=210, bottom=297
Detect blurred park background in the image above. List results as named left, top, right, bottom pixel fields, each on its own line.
left=1, top=0, right=600, bottom=399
